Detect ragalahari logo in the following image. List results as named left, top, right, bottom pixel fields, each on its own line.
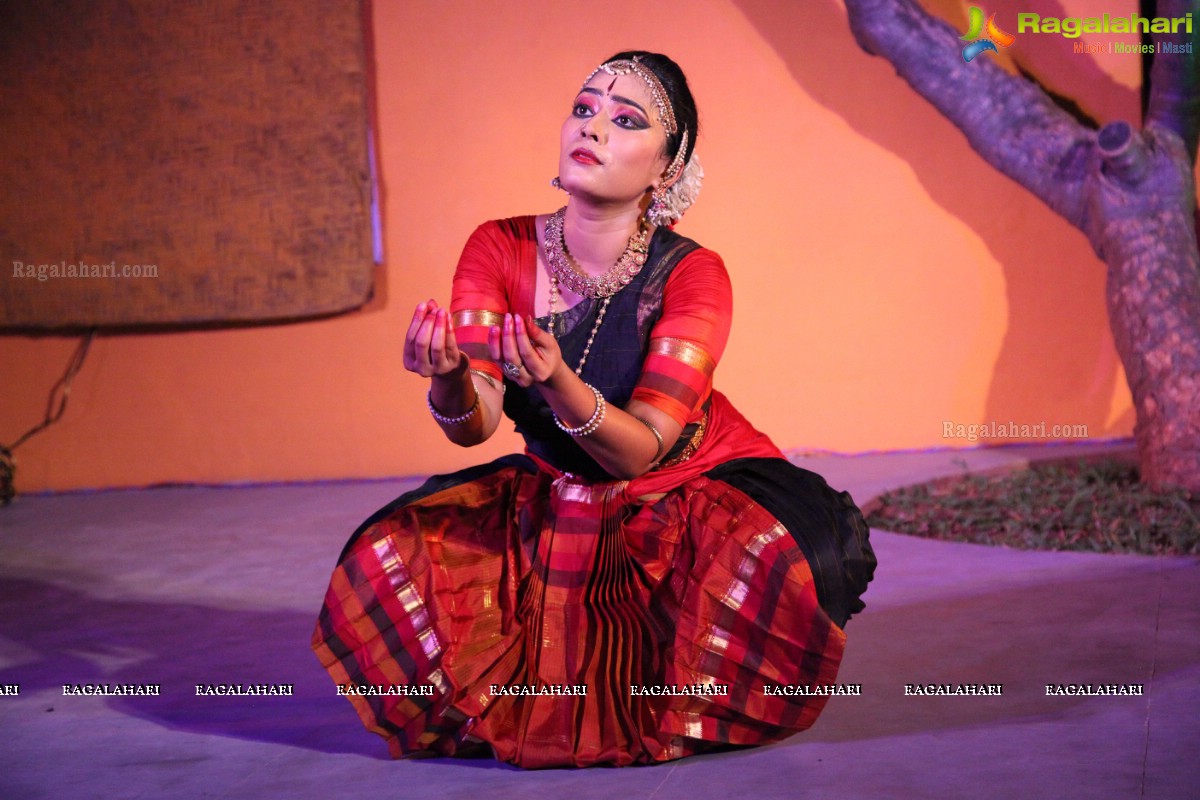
left=960, top=6, right=1015, bottom=62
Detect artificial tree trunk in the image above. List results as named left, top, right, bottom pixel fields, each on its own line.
left=843, top=0, right=1200, bottom=492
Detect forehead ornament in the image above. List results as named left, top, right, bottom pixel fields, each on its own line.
left=582, top=56, right=679, bottom=135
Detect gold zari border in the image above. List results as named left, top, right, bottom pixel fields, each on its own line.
left=452, top=309, right=503, bottom=328
left=649, top=337, right=716, bottom=376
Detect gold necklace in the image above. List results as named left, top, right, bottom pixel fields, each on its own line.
left=544, top=207, right=650, bottom=375
left=545, top=207, right=650, bottom=298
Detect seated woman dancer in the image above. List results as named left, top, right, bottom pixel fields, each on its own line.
left=312, top=50, right=876, bottom=769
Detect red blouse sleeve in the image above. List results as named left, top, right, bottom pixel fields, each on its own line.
left=629, top=247, right=733, bottom=426
left=448, top=218, right=535, bottom=384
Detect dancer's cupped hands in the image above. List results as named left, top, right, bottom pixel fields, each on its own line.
left=488, top=313, right=564, bottom=388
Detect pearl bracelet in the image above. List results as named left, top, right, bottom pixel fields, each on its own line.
left=553, top=384, right=606, bottom=437
left=427, top=384, right=480, bottom=426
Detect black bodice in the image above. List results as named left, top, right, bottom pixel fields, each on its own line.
left=502, top=226, right=702, bottom=480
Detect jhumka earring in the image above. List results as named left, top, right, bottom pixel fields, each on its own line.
left=649, top=186, right=668, bottom=219
left=647, top=129, right=688, bottom=225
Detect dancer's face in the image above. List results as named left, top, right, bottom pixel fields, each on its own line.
left=557, top=72, right=670, bottom=205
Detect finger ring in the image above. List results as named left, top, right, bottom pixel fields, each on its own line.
left=502, top=362, right=522, bottom=379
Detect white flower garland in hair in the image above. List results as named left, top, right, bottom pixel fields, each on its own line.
left=648, top=152, right=704, bottom=227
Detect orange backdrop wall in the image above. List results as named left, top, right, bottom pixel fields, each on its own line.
left=1, top=0, right=1153, bottom=493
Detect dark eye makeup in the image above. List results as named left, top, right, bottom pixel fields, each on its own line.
left=571, top=98, right=650, bottom=130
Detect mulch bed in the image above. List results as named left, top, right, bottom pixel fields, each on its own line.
left=864, top=456, right=1200, bottom=556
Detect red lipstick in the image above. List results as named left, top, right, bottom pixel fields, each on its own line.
left=570, top=148, right=601, bottom=165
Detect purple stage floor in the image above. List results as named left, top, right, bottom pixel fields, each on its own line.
left=1, top=442, right=1196, bottom=799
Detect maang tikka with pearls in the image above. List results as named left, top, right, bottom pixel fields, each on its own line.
left=583, top=56, right=678, bottom=135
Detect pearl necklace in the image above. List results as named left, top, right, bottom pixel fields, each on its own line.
left=544, top=207, right=650, bottom=375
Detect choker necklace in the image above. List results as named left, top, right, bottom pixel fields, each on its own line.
left=544, top=206, right=651, bottom=375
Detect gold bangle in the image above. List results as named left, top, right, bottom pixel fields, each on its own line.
left=634, top=416, right=665, bottom=463
left=470, top=368, right=504, bottom=394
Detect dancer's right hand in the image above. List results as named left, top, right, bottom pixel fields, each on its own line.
left=403, top=299, right=467, bottom=378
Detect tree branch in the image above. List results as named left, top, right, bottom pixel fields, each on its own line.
left=1145, top=0, right=1200, bottom=162
left=843, top=0, right=1093, bottom=229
